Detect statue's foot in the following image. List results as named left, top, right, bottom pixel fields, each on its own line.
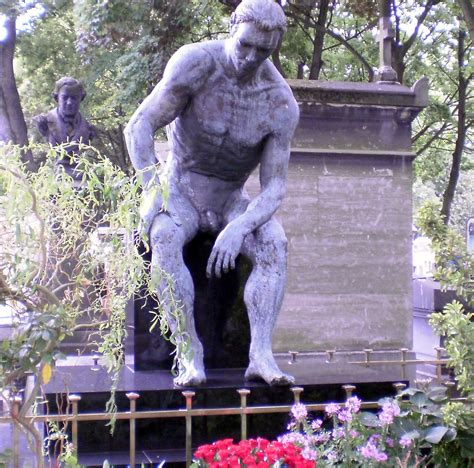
left=173, top=366, right=206, bottom=387
left=245, top=358, right=295, bottom=386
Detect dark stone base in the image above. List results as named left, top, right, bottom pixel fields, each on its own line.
left=44, top=355, right=411, bottom=466
left=134, top=232, right=252, bottom=371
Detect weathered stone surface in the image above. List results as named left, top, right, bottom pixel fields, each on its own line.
left=245, top=79, right=426, bottom=353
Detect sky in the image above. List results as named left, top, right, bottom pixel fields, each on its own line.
left=0, top=2, right=46, bottom=43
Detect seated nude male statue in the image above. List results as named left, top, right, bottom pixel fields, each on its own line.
left=125, top=0, right=299, bottom=386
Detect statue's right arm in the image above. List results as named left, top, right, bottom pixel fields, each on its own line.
left=124, top=44, right=213, bottom=187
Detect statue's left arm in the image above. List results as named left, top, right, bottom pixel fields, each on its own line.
left=207, top=92, right=299, bottom=278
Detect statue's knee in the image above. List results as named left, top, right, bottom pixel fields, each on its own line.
left=150, top=221, right=182, bottom=252
left=275, top=234, right=288, bottom=256
left=255, top=233, right=287, bottom=268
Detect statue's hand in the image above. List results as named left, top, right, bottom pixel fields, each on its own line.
left=206, top=221, right=246, bottom=278
left=35, top=115, right=49, bottom=137
left=139, top=186, right=162, bottom=239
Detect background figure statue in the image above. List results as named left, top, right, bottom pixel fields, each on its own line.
left=35, top=76, right=95, bottom=180
left=125, top=0, right=299, bottom=386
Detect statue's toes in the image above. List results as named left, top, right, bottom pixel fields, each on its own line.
left=173, top=371, right=206, bottom=387
left=270, top=373, right=295, bottom=386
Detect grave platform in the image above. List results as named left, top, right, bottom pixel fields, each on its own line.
left=43, top=351, right=413, bottom=466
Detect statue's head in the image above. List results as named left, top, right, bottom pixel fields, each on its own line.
left=53, top=77, right=86, bottom=118
left=228, top=0, right=286, bottom=79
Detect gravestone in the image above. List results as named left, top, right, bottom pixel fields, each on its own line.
left=265, top=79, right=428, bottom=353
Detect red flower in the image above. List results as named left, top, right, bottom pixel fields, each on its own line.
left=193, top=438, right=316, bottom=467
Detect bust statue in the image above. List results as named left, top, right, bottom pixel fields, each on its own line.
left=125, top=0, right=299, bottom=386
left=35, top=76, right=95, bottom=178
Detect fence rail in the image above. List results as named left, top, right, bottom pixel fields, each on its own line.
left=0, top=350, right=458, bottom=467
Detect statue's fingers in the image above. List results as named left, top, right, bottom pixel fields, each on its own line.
left=222, top=252, right=232, bottom=274
left=206, top=249, right=217, bottom=278
left=229, top=253, right=236, bottom=271
left=214, top=250, right=225, bottom=279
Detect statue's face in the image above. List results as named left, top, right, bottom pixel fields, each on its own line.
left=57, top=86, right=82, bottom=118
left=229, top=22, right=280, bottom=79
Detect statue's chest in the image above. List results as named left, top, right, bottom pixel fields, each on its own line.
left=190, top=80, right=271, bottom=147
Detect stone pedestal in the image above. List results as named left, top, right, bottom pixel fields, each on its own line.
left=245, top=79, right=428, bottom=353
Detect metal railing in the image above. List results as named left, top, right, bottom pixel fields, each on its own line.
left=0, top=349, right=457, bottom=467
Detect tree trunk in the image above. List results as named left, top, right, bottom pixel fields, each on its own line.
left=441, top=29, right=468, bottom=224
left=271, top=38, right=286, bottom=78
left=457, top=0, right=474, bottom=43
left=308, top=0, right=330, bottom=80
left=0, top=16, right=34, bottom=169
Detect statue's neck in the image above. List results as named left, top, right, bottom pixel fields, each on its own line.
left=58, top=110, right=79, bottom=126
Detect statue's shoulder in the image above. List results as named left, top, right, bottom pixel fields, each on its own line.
left=266, top=65, right=298, bottom=110
left=34, top=109, right=60, bottom=136
left=168, top=41, right=219, bottom=76
left=262, top=63, right=299, bottom=132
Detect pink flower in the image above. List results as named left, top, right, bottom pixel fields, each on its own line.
left=399, top=435, right=412, bottom=448
left=326, top=451, right=337, bottom=461
left=378, top=401, right=400, bottom=426
left=310, top=418, right=323, bottom=430
left=338, top=408, right=353, bottom=422
left=313, top=432, right=330, bottom=443
left=359, top=441, right=388, bottom=462
left=301, top=447, right=317, bottom=461
left=325, top=403, right=341, bottom=416
left=349, top=430, right=359, bottom=439
left=386, top=437, right=394, bottom=447
left=332, top=428, right=345, bottom=440
left=346, top=396, right=361, bottom=413
left=291, top=403, right=308, bottom=422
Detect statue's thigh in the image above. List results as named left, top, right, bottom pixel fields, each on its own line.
left=150, top=213, right=197, bottom=256
left=242, top=219, right=287, bottom=265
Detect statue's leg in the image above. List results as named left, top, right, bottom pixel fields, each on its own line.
left=150, top=212, right=205, bottom=386
left=241, top=219, right=295, bottom=386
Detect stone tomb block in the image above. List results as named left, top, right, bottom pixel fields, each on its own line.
left=246, top=79, right=427, bottom=354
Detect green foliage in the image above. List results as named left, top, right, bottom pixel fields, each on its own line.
left=0, top=142, right=143, bottom=391
left=16, top=3, right=80, bottom=120
left=416, top=200, right=474, bottom=307
left=430, top=301, right=474, bottom=396
left=0, top=143, right=188, bottom=464
left=281, top=386, right=471, bottom=466
left=415, top=201, right=474, bottom=462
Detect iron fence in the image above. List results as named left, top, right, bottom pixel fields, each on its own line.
left=0, top=349, right=461, bottom=467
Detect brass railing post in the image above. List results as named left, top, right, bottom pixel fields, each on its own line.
left=363, top=349, right=373, bottom=367
left=237, top=389, right=251, bottom=441
left=342, top=385, right=356, bottom=399
left=325, top=350, right=336, bottom=363
left=400, top=348, right=408, bottom=380
left=435, top=347, right=445, bottom=382
left=290, top=387, right=304, bottom=405
left=127, top=392, right=140, bottom=467
left=182, top=391, right=195, bottom=467
left=393, top=382, right=407, bottom=396
left=288, top=351, right=299, bottom=364
left=12, top=396, right=22, bottom=468
left=444, top=380, right=456, bottom=398
left=68, top=394, right=81, bottom=452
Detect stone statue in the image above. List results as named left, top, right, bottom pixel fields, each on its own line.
left=35, top=77, right=95, bottom=179
left=125, top=0, right=299, bottom=386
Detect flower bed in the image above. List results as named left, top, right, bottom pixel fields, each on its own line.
left=193, top=385, right=473, bottom=467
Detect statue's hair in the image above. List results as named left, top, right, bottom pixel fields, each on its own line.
left=231, top=0, right=287, bottom=34
left=53, top=77, right=86, bottom=101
